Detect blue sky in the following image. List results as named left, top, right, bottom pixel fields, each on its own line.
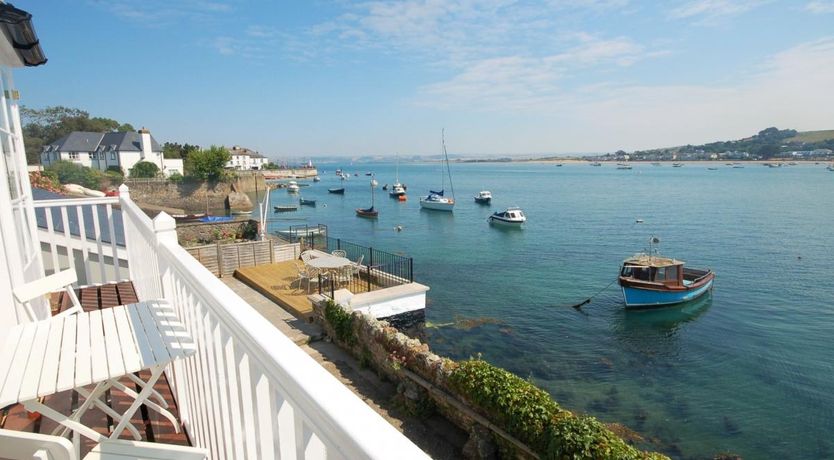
left=17, top=0, right=834, bottom=158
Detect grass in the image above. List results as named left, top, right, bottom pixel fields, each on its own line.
left=784, top=130, right=834, bottom=144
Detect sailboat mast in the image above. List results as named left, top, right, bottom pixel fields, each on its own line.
left=443, top=129, right=455, bottom=199
left=440, top=129, right=445, bottom=192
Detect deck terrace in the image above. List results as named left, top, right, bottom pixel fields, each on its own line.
left=234, top=260, right=386, bottom=319
left=0, top=282, right=189, bottom=457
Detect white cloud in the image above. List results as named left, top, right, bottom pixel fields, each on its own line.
left=417, top=36, right=655, bottom=111
left=92, top=0, right=234, bottom=26
left=669, top=0, right=767, bottom=23
left=804, top=1, right=834, bottom=13
left=550, top=37, right=834, bottom=152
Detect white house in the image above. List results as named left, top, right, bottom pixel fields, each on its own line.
left=40, top=128, right=183, bottom=177
left=226, top=145, right=269, bottom=170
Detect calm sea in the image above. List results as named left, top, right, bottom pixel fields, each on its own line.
left=258, top=162, right=834, bottom=459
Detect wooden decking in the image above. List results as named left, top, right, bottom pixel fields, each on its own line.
left=234, top=261, right=317, bottom=318
left=234, top=260, right=384, bottom=319
left=0, top=282, right=190, bottom=456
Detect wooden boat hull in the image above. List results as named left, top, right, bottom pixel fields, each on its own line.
left=355, top=208, right=378, bottom=218
left=328, top=188, right=345, bottom=194
left=620, top=273, right=714, bottom=308
left=273, top=206, right=298, bottom=212
left=299, top=199, right=316, bottom=207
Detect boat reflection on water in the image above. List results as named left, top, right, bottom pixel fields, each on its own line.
left=612, top=293, right=714, bottom=355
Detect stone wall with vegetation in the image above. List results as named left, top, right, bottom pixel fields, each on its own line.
left=123, top=175, right=267, bottom=212
left=176, top=220, right=258, bottom=247
left=313, top=300, right=669, bottom=460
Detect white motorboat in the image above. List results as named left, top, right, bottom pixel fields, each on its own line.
left=420, top=130, right=455, bottom=212
left=488, top=207, right=526, bottom=226
left=312, top=176, right=321, bottom=182
left=474, top=190, right=492, bottom=204
left=287, top=181, right=300, bottom=193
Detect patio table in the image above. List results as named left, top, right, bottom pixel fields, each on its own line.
left=0, top=300, right=195, bottom=452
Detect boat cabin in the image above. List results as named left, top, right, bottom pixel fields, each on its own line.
left=620, top=255, right=686, bottom=287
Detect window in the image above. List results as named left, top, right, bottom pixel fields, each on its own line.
left=111, top=152, right=116, bottom=160
left=90, top=152, right=97, bottom=160
left=69, top=152, right=78, bottom=160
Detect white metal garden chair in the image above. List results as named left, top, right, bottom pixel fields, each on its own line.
left=12, top=268, right=83, bottom=321
left=0, top=428, right=208, bottom=460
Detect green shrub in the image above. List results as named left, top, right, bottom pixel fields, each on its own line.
left=45, top=160, right=102, bottom=189
left=129, top=160, right=160, bottom=178
left=449, top=359, right=668, bottom=460
left=168, top=172, right=184, bottom=183
left=324, top=300, right=355, bottom=345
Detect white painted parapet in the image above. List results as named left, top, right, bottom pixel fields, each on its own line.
left=332, top=282, right=429, bottom=319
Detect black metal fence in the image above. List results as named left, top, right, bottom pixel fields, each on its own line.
left=282, top=224, right=414, bottom=299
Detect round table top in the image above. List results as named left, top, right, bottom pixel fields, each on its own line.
left=306, top=255, right=352, bottom=269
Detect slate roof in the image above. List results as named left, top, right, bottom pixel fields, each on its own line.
left=227, top=146, right=265, bottom=158
left=45, top=131, right=161, bottom=152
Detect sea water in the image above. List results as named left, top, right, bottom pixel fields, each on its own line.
left=259, top=162, right=834, bottom=459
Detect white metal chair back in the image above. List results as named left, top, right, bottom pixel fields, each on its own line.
left=0, top=428, right=75, bottom=460
left=331, top=249, right=347, bottom=258
left=12, top=268, right=83, bottom=321
left=300, top=250, right=314, bottom=264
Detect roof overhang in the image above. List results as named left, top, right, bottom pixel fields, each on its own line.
left=0, top=3, right=46, bottom=68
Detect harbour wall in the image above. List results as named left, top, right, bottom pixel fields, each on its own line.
left=310, top=299, right=667, bottom=459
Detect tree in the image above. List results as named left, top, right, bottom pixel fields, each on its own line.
left=45, top=160, right=103, bottom=189
left=129, top=161, right=160, bottom=178
left=185, top=145, right=231, bottom=181
left=752, top=143, right=781, bottom=159
left=21, top=106, right=134, bottom=165
left=162, top=142, right=200, bottom=160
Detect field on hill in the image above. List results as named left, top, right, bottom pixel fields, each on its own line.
left=785, top=130, right=834, bottom=143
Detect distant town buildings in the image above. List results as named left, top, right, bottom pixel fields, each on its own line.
left=40, top=128, right=183, bottom=177
left=225, top=145, right=270, bottom=170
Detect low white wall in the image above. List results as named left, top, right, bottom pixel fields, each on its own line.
left=333, top=282, right=429, bottom=319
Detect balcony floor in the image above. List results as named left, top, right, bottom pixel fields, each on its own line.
left=0, top=282, right=190, bottom=456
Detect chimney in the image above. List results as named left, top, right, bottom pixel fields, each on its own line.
left=138, top=127, right=152, bottom=160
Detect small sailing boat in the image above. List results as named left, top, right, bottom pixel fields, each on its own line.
left=299, top=197, right=316, bottom=207
left=618, top=236, right=715, bottom=309
left=328, top=187, right=345, bottom=194
left=419, top=129, right=455, bottom=212
left=273, top=204, right=298, bottom=212
left=389, top=154, right=406, bottom=199
left=356, top=178, right=378, bottom=218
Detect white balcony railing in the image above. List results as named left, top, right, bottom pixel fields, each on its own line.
left=33, top=196, right=127, bottom=285
left=113, top=185, right=428, bottom=460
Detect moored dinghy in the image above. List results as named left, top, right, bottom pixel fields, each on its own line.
left=618, top=237, right=714, bottom=308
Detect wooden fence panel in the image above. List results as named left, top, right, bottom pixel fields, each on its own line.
left=186, top=244, right=220, bottom=276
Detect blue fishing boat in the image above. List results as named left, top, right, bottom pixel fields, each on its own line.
left=618, top=238, right=714, bottom=309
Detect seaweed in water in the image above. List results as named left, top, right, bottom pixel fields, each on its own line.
left=723, top=415, right=742, bottom=436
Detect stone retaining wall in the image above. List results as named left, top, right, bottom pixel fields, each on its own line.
left=176, top=220, right=258, bottom=247
left=126, top=176, right=267, bottom=212
left=311, top=300, right=513, bottom=458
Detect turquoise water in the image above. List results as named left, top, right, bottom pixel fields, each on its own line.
left=260, top=162, right=834, bottom=459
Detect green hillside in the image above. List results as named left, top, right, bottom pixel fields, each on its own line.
left=785, top=130, right=834, bottom=144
